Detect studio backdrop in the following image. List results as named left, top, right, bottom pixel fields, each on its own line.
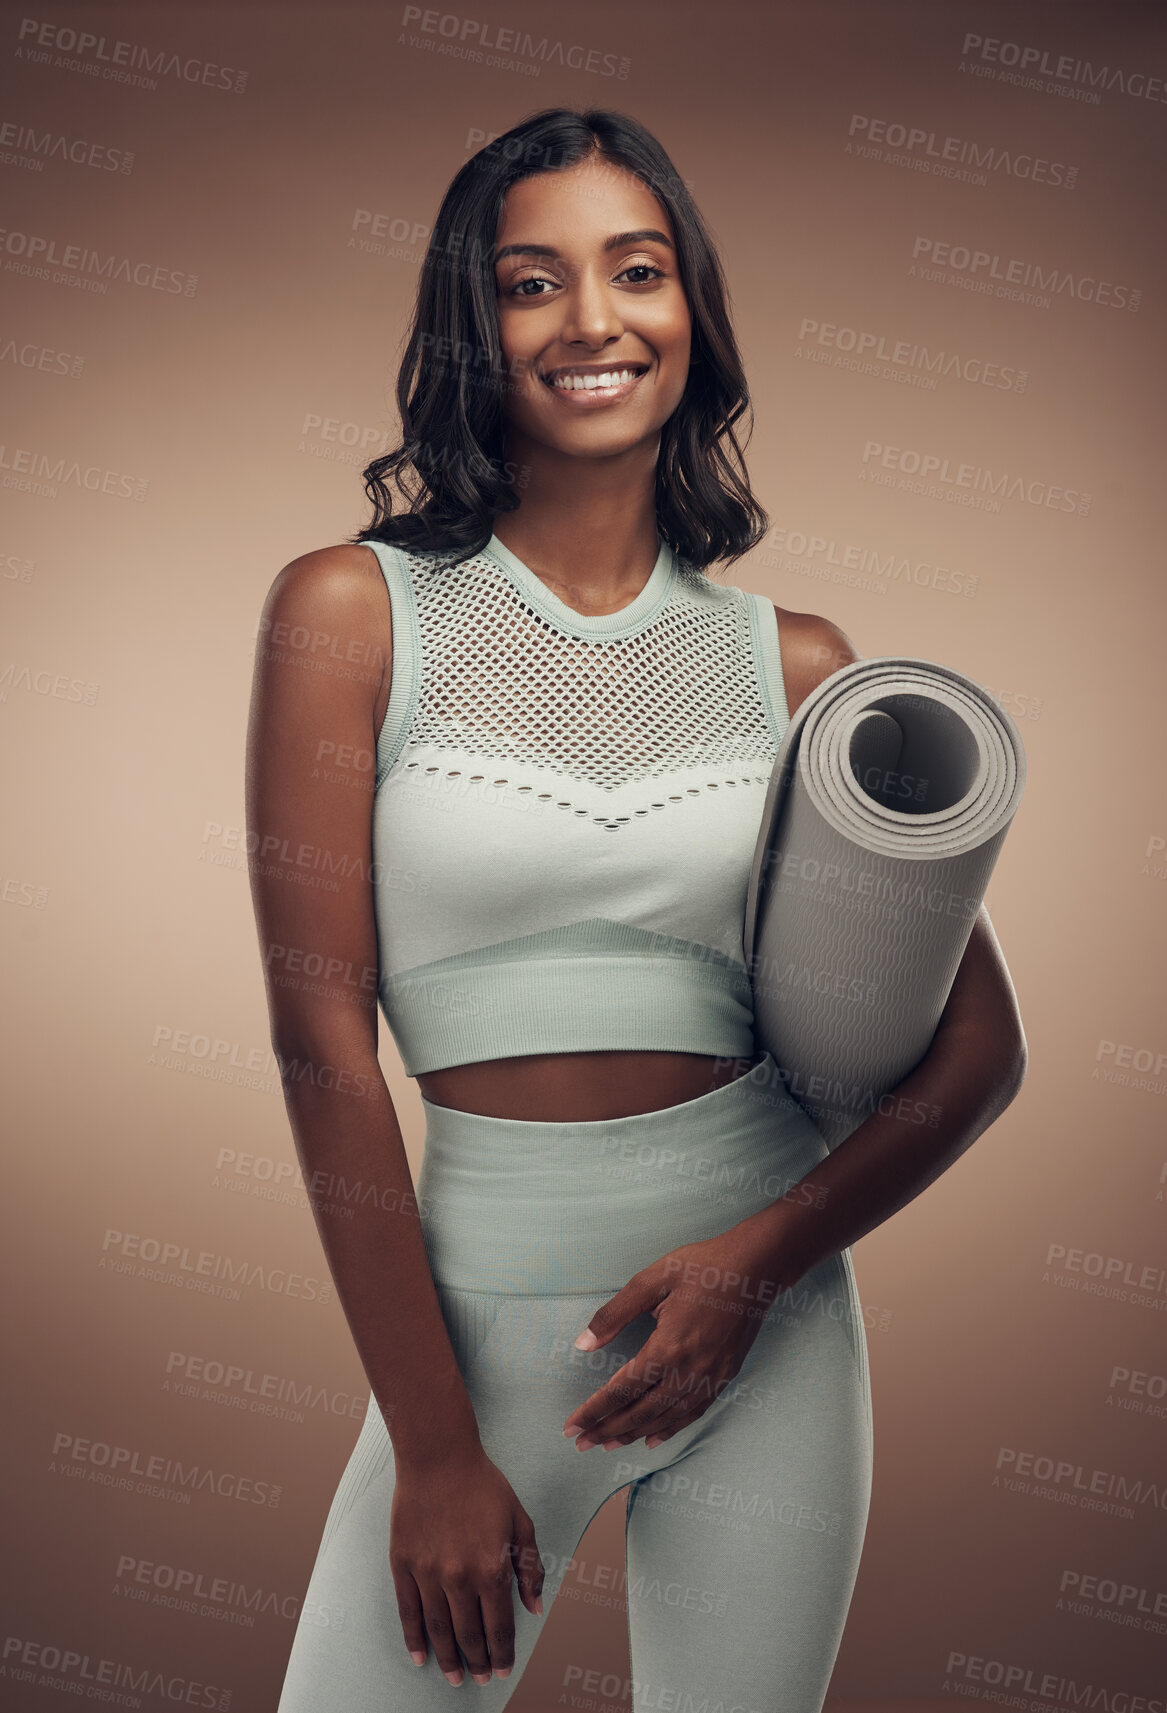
left=2, top=2, right=1165, bottom=1709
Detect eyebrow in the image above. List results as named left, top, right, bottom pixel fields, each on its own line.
left=493, top=228, right=674, bottom=264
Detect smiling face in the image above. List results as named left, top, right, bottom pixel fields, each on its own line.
left=492, top=157, right=693, bottom=466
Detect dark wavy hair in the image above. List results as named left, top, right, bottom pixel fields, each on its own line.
left=350, top=106, right=768, bottom=572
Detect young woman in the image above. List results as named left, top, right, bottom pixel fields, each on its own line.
left=247, top=107, right=1026, bottom=1711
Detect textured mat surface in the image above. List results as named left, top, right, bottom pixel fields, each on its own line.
left=743, top=658, right=1026, bottom=1148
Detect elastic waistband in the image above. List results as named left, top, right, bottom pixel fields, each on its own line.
left=415, top=1052, right=827, bottom=1295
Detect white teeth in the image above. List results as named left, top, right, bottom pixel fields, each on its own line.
left=549, top=368, right=642, bottom=391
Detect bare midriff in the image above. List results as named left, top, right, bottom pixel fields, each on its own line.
left=415, top=1048, right=762, bottom=1122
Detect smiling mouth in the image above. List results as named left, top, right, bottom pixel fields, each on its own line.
left=541, top=363, right=650, bottom=393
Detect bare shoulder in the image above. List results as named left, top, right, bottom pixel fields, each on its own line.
left=258, top=542, right=392, bottom=689
left=263, top=541, right=387, bottom=626
left=772, top=602, right=862, bottom=720
left=250, top=543, right=394, bottom=738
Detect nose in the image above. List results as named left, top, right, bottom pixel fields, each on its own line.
left=555, top=264, right=627, bottom=351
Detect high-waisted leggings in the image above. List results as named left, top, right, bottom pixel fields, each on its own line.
left=276, top=1052, right=874, bottom=1713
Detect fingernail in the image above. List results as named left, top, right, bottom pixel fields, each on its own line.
left=444, top=1670, right=464, bottom=1685
left=472, top=1673, right=491, bottom=1685
left=410, top=1650, right=426, bottom=1666
left=575, top=1434, right=597, bottom=1451
left=534, top=1596, right=544, bottom=1615
left=645, top=1435, right=662, bottom=1449
left=562, top=1423, right=582, bottom=1438
left=573, top=1330, right=598, bottom=1350
left=496, top=1666, right=512, bottom=1679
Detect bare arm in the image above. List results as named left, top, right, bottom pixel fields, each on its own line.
left=245, top=545, right=541, bottom=1682
left=245, top=544, right=478, bottom=1468
left=730, top=899, right=1026, bottom=1290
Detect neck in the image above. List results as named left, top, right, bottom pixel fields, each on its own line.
left=491, top=432, right=662, bottom=609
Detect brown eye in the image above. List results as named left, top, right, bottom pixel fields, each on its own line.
left=505, top=274, right=556, bottom=298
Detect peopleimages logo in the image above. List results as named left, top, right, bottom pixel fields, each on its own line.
left=99, top=1226, right=334, bottom=1305
left=959, top=31, right=1167, bottom=107
left=994, top=1445, right=1167, bottom=1513
left=0, top=663, right=98, bottom=703
left=50, top=1429, right=282, bottom=1509
left=114, top=1554, right=346, bottom=1629
left=1059, top=1566, right=1167, bottom=1623
left=0, top=441, right=147, bottom=499
left=1, top=1636, right=232, bottom=1709
left=911, top=236, right=1141, bottom=313
left=1046, top=1243, right=1167, bottom=1291
left=860, top=440, right=1091, bottom=516
left=164, top=1350, right=369, bottom=1423
left=0, top=225, right=198, bottom=295
left=846, top=113, right=1077, bottom=188
left=797, top=315, right=1027, bottom=392
left=0, top=119, right=135, bottom=174
left=1093, top=1037, right=1167, bottom=1097
left=762, top=527, right=979, bottom=598
left=397, top=6, right=630, bottom=79
left=942, top=1649, right=1165, bottom=1709
left=14, top=17, right=249, bottom=94
left=0, top=338, right=83, bottom=377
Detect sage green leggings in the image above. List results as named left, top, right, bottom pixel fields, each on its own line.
left=276, top=1053, right=873, bottom=1712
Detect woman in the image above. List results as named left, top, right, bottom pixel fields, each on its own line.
left=247, top=107, right=1027, bottom=1711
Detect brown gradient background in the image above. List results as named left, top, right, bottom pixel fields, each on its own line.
left=2, top=1, right=1165, bottom=1708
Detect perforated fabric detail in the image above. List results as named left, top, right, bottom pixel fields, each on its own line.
left=361, top=534, right=792, bottom=1070
left=394, top=545, right=779, bottom=813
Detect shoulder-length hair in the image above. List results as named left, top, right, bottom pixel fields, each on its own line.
left=350, top=106, right=768, bottom=572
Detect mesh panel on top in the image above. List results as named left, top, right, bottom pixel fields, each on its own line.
left=395, top=545, right=778, bottom=797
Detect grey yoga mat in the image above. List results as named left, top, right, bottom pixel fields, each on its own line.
left=742, top=657, right=1026, bottom=1150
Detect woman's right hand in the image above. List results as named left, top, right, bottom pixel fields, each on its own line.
left=389, top=1441, right=545, bottom=1685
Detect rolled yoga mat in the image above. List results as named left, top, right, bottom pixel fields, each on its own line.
left=742, top=657, right=1026, bottom=1150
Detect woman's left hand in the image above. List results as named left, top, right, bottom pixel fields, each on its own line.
left=561, top=1229, right=784, bottom=1453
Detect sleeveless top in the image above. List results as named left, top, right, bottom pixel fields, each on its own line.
left=358, top=531, right=791, bottom=1075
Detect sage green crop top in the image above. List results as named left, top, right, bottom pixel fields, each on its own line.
left=359, top=531, right=790, bottom=1075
